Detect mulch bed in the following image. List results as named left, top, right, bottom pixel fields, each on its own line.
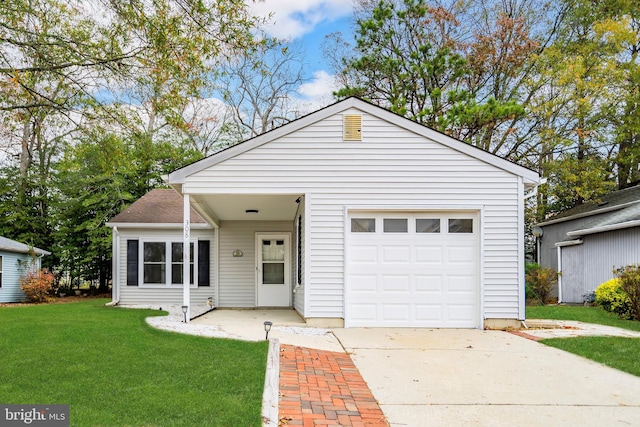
left=0, top=294, right=110, bottom=307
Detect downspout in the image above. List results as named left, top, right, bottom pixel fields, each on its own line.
left=106, top=226, right=120, bottom=306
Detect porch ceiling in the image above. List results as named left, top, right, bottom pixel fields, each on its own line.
left=193, top=194, right=301, bottom=222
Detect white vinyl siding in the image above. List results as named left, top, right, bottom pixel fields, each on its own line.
left=183, top=108, right=523, bottom=321
left=115, top=228, right=215, bottom=307
left=218, top=221, right=293, bottom=307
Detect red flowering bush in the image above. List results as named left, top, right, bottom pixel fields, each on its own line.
left=20, top=269, right=56, bottom=303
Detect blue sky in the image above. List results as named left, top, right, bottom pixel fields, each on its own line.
left=247, top=0, right=355, bottom=110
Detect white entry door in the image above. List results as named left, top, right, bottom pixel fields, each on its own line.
left=256, top=233, right=291, bottom=307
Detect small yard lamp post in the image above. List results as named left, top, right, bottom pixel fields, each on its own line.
left=181, top=305, right=188, bottom=323
left=263, top=321, right=273, bottom=340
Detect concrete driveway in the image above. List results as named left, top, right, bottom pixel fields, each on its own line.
left=332, top=328, right=640, bottom=427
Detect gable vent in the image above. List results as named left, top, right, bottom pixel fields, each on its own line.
left=343, top=114, right=362, bottom=141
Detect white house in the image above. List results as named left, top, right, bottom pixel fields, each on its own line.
left=108, top=97, right=540, bottom=328
left=0, top=236, right=51, bottom=303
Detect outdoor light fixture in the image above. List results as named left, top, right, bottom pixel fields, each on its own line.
left=181, top=305, right=188, bottom=323
left=207, top=297, right=213, bottom=308
left=263, top=321, right=273, bottom=340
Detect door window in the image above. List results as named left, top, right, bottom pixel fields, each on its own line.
left=262, top=240, right=285, bottom=284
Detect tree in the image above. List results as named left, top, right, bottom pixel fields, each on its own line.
left=0, top=0, right=260, bottom=286
left=220, top=38, right=306, bottom=139
left=330, top=0, right=545, bottom=157
left=54, top=130, right=201, bottom=290
left=180, top=98, right=240, bottom=156
left=531, top=0, right=637, bottom=218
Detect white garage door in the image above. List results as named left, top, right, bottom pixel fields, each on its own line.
left=346, top=212, right=479, bottom=328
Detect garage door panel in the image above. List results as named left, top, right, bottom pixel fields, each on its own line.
left=349, top=304, right=378, bottom=323
left=447, top=304, right=477, bottom=322
left=448, top=245, right=475, bottom=262
left=382, top=246, right=411, bottom=263
left=415, top=304, right=443, bottom=321
left=382, top=304, right=411, bottom=321
left=350, top=275, right=378, bottom=292
left=415, top=246, right=443, bottom=263
left=347, top=212, right=479, bottom=328
left=447, top=276, right=476, bottom=292
left=415, top=275, right=443, bottom=292
left=350, top=245, right=378, bottom=262
left=381, top=275, right=410, bottom=291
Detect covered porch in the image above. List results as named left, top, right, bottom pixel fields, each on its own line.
left=176, top=191, right=305, bottom=319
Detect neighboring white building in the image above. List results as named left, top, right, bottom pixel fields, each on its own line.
left=0, top=236, right=51, bottom=303
left=108, top=97, right=540, bottom=328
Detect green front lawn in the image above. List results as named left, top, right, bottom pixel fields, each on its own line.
left=0, top=299, right=268, bottom=426
left=526, top=304, right=640, bottom=332
left=526, top=305, right=640, bottom=377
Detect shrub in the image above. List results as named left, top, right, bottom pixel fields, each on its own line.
left=19, top=269, right=56, bottom=303
left=525, top=263, right=558, bottom=305
left=595, top=278, right=633, bottom=319
left=615, top=265, right=640, bottom=321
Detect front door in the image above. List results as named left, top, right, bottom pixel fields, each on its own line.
left=256, top=233, right=291, bottom=307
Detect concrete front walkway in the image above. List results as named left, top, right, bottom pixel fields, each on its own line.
left=143, top=308, right=640, bottom=427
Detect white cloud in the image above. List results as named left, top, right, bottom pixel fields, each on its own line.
left=292, top=70, right=338, bottom=113
left=297, top=70, right=337, bottom=98
left=247, top=0, right=352, bottom=40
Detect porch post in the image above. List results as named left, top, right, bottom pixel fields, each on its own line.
left=183, top=193, right=191, bottom=322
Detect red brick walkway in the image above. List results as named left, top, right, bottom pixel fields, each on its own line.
left=278, top=345, right=388, bottom=427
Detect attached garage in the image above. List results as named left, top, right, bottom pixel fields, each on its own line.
left=347, top=212, right=479, bottom=327
left=116, top=97, right=540, bottom=328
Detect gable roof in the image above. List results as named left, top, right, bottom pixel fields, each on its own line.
left=539, top=185, right=640, bottom=228
left=107, top=188, right=207, bottom=227
left=538, top=185, right=640, bottom=237
left=168, top=97, right=540, bottom=188
left=0, top=236, right=50, bottom=256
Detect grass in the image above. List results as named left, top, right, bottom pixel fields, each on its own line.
left=526, top=304, right=640, bottom=377
left=526, top=304, right=640, bottom=332
left=0, top=299, right=268, bottom=426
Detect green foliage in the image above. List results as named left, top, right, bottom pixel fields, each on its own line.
left=19, top=269, right=56, bottom=303
left=595, top=278, right=633, bottom=319
left=541, top=336, right=640, bottom=378
left=54, top=131, right=202, bottom=289
left=525, top=263, right=558, bottom=305
left=335, top=0, right=528, bottom=143
left=0, top=299, right=268, bottom=425
left=615, top=265, right=640, bottom=321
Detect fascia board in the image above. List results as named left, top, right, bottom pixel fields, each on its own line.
left=105, top=222, right=213, bottom=229
left=566, top=220, right=640, bottom=237
left=554, top=239, right=583, bottom=247
left=537, top=201, right=640, bottom=227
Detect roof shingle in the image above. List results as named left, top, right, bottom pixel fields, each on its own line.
left=109, top=189, right=206, bottom=224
